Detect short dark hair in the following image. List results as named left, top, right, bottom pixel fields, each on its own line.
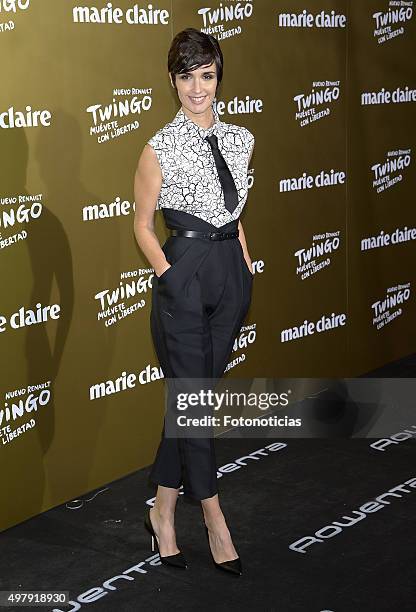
left=168, top=28, right=223, bottom=93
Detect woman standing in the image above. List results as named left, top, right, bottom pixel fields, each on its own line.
left=134, top=28, right=254, bottom=576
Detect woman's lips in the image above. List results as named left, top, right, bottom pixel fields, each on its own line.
left=189, top=95, right=207, bottom=105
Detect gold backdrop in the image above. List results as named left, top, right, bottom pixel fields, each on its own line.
left=1, top=1, right=415, bottom=531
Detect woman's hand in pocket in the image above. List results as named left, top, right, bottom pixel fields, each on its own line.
left=155, top=263, right=171, bottom=278
left=245, top=258, right=253, bottom=275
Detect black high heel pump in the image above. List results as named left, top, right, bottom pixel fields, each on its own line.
left=144, top=507, right=188, bottom=569
left=204, top=525, right=242, bottom=576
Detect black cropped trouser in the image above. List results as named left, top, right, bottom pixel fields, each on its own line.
left=148, top=209, right=253, bottom=501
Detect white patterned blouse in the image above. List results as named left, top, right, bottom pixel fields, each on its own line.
left=147, top=102, right=254, bottom=228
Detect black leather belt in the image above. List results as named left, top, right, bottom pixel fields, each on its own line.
left=170, top=229, right=239, bottom=241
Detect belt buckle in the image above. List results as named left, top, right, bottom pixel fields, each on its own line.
left=209, top=232, right=221, bottom=241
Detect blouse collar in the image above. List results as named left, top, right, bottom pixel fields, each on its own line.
left=173, top=101, right=223, bottom=139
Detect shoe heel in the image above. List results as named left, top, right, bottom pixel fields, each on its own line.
left=143, top=507, right=188, bottom=569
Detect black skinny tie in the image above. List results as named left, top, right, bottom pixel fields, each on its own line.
left=205, top=134, right=239, bottom=214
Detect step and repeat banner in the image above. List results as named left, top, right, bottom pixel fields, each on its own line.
left=1, top=1, right=415, bottom=531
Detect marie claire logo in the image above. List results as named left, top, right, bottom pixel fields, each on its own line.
left=226, top=323, right=257, bottom=372
left=72, top=3, right=170, bottom=25
left=87, top=90, right=152, bottom=143
left=199, top=1, right=253, bottom=38
left=0, top=302, right=60, bottom=334
left=1, top=380, right=51, bottom=446
left=361, top=85, right=416, bottom=105
left=373, top=2, right=413, bottom=44
left=89, top=364, right=164, bottom=401
left=361, top=225, right=416, bottom=251
left=95, top=270, right=154, bottom=326
left=82, top=195, right=134, bottom=222
left=0, top=193, right=43, bottom=249
left=295, top=231, right=340, bottom=280
left=371, top=148, right=411, bottom=193
left=279, top=168, right=346, bottom=192
left=278, top=9, right=346, bottom=28
left=215, top=95, right=262, bottom=118
left=0, top=0, right=30, bottom=33
left=294, top=81, right=340, bottom=127
left=281, top=312, right=347, bottom=343
left=0, top=105, right=51, bottom=128
left=289, top=476, right=416, bottom=553
left=372, top=282, right=411, bottom=329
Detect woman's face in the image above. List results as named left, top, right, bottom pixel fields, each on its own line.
left=171, top=62, right=218, bottom=116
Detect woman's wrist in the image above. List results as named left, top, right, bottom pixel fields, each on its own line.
left=155, top=262, right=171, bottom=278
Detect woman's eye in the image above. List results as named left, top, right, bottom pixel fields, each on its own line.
left=180, top=74, right=214, bottom=79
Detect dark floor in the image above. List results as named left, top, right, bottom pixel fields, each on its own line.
left=1, top=353, right=415, bottom=612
